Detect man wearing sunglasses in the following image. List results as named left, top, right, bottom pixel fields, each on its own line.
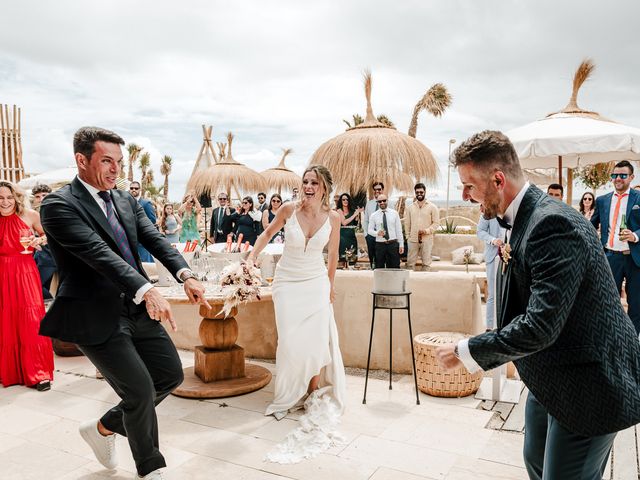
left=367, top=194, right=404, bottom=268
left=592, top=160, right=640, bottom=333
left=209, top=193, right=236, bottom=243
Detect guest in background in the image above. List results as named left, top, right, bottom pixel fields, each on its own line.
left=31, top=184, right=52, bottom=210
left=634, top=185, right=640, bottom=191
left=262, top=193, right=285, bottom=243
left=178, top=192, right=201, bottom=243
left=257, top=192, right=268, bottom=212
left=333, top=194, right=340, bottom=210
left=291, top=187, right=299, bottom=202
left=591, top=160, right=640, bottom=333
left=404, top=183, right=439, bottom=271
left=367, top=194, right=404, bottom=268
left=210, top=192, right=235, bottom=243
left=129, top=181, right=157, bottom=261
left=159, top=203, right=181, bottom=243
left=546, top=183, right=563, bottom=200
left=256, top=192, right=268, bottom=235
left=31, top=184, right=57, bottom=302
left=579, top=192, right=595, bottom=220
left=230, top=196, right=260, bottom=246
left=363, top=181, right=384, bottom=269
left=476, top=205, right=503, bottom=330
left=337, top=193, right=362, bottom=267
left=0, top=181, right=53, bottom=391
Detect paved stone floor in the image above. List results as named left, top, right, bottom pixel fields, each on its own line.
left=0, top=351, right=529, bottom=480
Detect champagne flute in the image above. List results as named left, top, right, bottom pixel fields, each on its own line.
left=19, top=228, right=32, bottom=254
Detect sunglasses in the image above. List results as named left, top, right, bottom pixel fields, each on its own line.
left=377, top=199, right=387, bottom=203
left=242, top=201, right=249, bottom=204
left=583, top=197, right=593, bottom=201
left=272, top=199, right=281, bottom=203
left=129, top=187, right=140, bottom=190
left=218, top=197, right=227, bottom=201
left=373, top=188, right=382, bottom=192
left=611, top=173, right=629, bottom=180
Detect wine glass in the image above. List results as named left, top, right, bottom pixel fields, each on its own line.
left=19, top=228, right=32, bottom=254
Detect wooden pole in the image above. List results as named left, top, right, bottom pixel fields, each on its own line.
left=0, top=105, right=6, bottom=181
left=566, top=168, right=573, bottom=206
left=558, top=155, right=563, bottom=186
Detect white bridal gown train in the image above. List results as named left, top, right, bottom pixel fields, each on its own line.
left=265, top=212, right=346, bottom=463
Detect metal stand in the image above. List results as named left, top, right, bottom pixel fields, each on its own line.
left=200, top=207, right=213, bottom=250
left=363, top=292, right=420, bottom=405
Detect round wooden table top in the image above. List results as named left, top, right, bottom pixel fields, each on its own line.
left=156, top=284, right=273, bottom=305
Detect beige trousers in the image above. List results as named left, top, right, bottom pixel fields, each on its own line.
left=406, top=238, right=433, bottom=270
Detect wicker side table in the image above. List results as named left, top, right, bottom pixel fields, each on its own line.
left=414, top=332, right=483, bottom=398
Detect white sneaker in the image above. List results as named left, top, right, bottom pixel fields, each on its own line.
left=136, top=469, right=164, bottom=479
left=79, top=419, right=117, bottom=470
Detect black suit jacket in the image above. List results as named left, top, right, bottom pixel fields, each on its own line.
left=210, top=206, right=236, bottom=243
left=39, top=177, right=188, bottom=345
left=469, top=185, right=640, bottom=436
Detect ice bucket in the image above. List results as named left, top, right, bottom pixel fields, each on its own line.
left=373, top=268, right=410, bottom=294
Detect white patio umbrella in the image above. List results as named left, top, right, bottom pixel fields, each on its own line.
left=18, top=166, right=78, bottom=189
left=505, top=59, right=640, bottom=203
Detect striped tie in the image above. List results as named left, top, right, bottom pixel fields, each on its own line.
left=97, top=191, right=138, bottom=270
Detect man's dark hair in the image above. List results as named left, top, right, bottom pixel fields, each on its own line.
left=372, top=181, right=384, bottom=190
left=258, top=192, right=266, bottom=198
left=31, top=184, right=52, bottom=196
left=547, top=183, right=563, bottom=195
left=414, top=182, right=426, bottom=192
left=614, top=160, right=634, bottom=174
left=130, top=181, right=141, bottom=188
left=452, top=130, right=524, bottom=180
left=73, top=126, right=125, bottom=160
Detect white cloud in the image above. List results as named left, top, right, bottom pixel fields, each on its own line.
left=2, top=0, right=639, bottom=201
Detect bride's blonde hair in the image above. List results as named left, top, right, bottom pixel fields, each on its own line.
left=301, top=165, right=333, bottom=210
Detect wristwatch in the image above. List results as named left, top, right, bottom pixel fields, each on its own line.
left=179, top=270, right=198, bottom=282
left=453, top=344, right=460, bottom=359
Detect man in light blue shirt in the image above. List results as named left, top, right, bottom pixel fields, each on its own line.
left=362, top=181, right=384, bottom=268
left=476, top=205, right=503, bottom=329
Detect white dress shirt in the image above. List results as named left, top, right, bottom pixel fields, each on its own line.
left=457, top=182, right=530, bottom=373
left=362, top=198, right=378, bottom=236
left=76, top=176, right=188, bottom=304
left=367, top=208, right=404, bottom=248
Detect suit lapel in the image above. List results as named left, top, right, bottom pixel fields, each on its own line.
left=626, top=189, right=638, bottom=218
left=497, top=185, right=545, bottom=328
left=602, top=193, right=612, bottom=239
left=70, top=178, right=117, bottom=245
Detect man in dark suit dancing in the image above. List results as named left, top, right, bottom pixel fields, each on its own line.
left=209, top=191, right=235, bottom=243
left=40, top=127, right=210, bottom=480
left=436, top=131, right=640, bottom=480
left=591, top=160, right=640, bottom=333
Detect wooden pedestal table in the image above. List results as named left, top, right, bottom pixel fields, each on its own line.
left=172, top=295, right=272, bottom=399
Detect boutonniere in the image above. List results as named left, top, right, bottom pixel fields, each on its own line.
left=500, top=243, right=512, bottom=274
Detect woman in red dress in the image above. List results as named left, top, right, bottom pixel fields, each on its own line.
left=0, top=181, right=53, bottom=391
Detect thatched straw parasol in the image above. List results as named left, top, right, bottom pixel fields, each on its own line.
left=260, top=148, right=302, bottom=194
left=506, top=58, right=640, bottom=204
left=310, top=71, right=441, bottom=195
left=191, top=132, right=266, bottom=199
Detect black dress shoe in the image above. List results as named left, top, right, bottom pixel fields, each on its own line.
left=36, top=380, right=51, bottom=391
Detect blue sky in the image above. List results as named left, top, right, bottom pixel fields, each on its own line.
left=2, top=0, right=639, bottom=201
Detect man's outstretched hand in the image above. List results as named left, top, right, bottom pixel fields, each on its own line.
left=143, top=288, right=178, bottom=332
left=435, top=343, right=464, bottom=371
left=184, top=278, right=211, bottom=310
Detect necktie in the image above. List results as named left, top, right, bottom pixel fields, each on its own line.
left=97, top=191, right=138, bottom=270
left=382, top=211, right=390, bottom=240
left=496, top=216, right=512, bottom=230
left=218, top=208, right=224, bottom=232
left=608, top=193, right=628, bottom=248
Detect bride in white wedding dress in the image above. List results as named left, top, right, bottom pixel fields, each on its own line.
left=248, top=165, right=346, bottom=463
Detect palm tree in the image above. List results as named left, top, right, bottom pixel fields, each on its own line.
left=343, top=113, right=394, bottom=129
left=126, top=143, right=143, bottom=181
left=160, top=155, right=172, bottom=198
left=138, top=152, right=151, bottom=191
left=407, top=83, right=452, bottom=138
left=143, top=168, right=155, bottom=195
